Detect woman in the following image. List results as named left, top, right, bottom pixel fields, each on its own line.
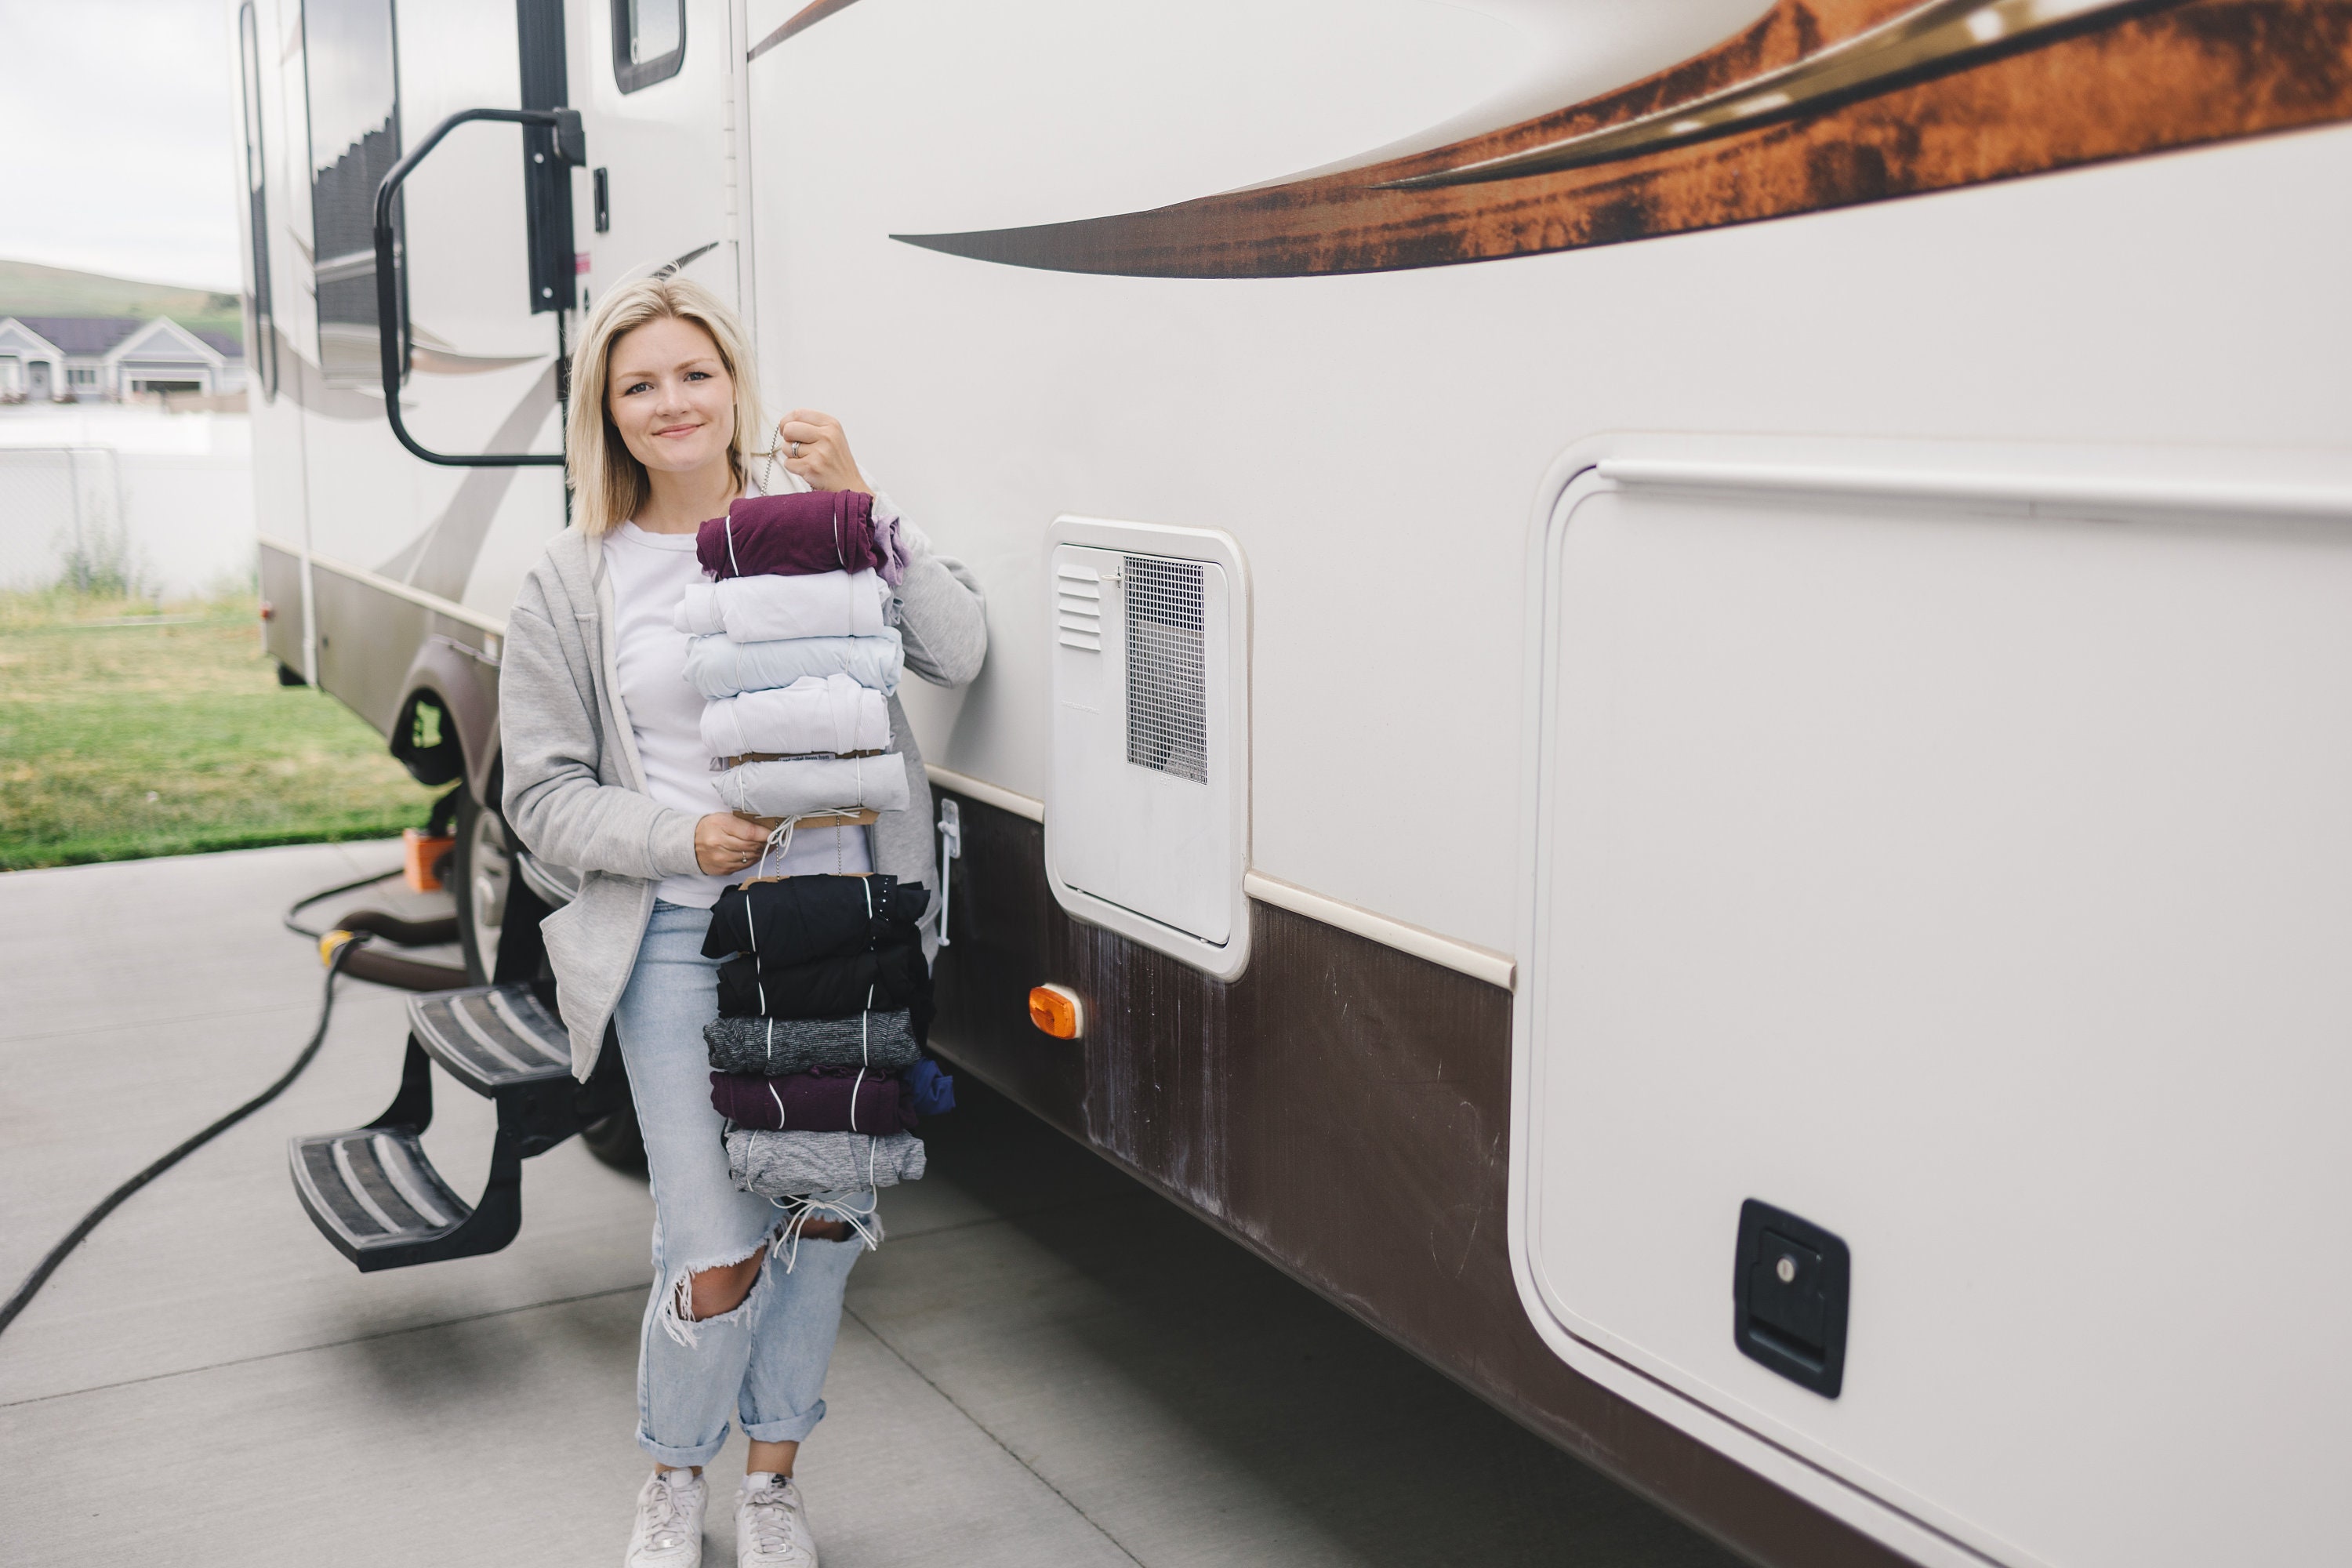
left=500, top=275, right=985, bottom=1568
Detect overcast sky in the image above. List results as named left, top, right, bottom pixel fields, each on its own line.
left=0, top=0, right=242, bottom=289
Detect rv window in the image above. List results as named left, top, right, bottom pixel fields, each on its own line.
left=238, top=2, right=277, bottom=400
left=302, top=0, right=402, bottom=383
left=612, top=0, right=684, bottom=93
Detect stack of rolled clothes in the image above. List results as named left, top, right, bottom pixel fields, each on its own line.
left=702, top=874, right=939, bottom=1197
left=677, top=489, right=914, bottom=826
left=684, top=490, right=964, bottom=1208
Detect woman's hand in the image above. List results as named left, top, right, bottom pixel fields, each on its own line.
left=695, top=811, right=772, bottom=877
left=775, top=410, right=870, bottom=494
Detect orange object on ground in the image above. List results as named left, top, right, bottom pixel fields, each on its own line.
left=1028, top=984, right=1083, bottom=1040
left=403, top=828, right=456, bottom=893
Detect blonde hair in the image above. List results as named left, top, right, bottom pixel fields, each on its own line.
left=565, top=275, right=766, bottom=537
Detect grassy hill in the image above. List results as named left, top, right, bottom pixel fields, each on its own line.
left=0, top=259, right=243, bottom=343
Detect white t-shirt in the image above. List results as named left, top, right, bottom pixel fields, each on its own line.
left=604, top=520, right=874, bottom=909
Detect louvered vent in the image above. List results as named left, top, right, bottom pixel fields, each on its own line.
left=1056, top=564, right=1102, bottom=649
left=1123, top=556, right=1207, bottom=784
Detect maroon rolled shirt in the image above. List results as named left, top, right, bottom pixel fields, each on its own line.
left=695, top=490, right=908, bottom=585
left=709, top=1064, right=916, bottom=1133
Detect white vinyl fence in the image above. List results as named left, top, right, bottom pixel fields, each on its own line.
left=0, top=410, right=256, bottom=599
left=0, top=448, right=132, bottom=594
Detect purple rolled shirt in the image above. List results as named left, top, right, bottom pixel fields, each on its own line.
left=709, top=1064, right=916, bottom=1133
left=696, top=490, right=909, bottom=586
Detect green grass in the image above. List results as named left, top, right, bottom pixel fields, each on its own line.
left=0, top=591, right=438, bottom=870
left=0, top=258, right=244, bottom=344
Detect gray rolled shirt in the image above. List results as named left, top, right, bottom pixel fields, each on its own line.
left=702, top=1011, right=923, bottom=1076
left=727, top=1129, right=927, bottom=1198
left=500, top=521, right=986, bottom=1080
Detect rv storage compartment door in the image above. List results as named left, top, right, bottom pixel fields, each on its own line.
left=1518, top=449, right=2352, bottom=1568
left=1047, top=521, right=1249, bottom=978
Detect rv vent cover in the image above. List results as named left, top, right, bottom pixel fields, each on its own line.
left=1123, top=557, right=1207, bottom=784
left=1047, top=518, right=1250, bottom=979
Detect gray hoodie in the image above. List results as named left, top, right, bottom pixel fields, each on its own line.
left=500, top=524, right=986, bottom=1079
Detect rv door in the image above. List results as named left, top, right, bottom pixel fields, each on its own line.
left=289, top=0, right=579, bottom=719
left=575, top=0, right=749, bottom=327
left=369, top=0, right=750, bottom=463
left=355, top=0, right=582, bottom=478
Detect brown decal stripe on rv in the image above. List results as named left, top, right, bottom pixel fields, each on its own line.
left=894, top=0, right=2352, bottom=278
left=747, top=0, right=862, bottom=61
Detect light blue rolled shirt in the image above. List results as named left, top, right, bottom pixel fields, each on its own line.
left=681, top=628, right=905, bottom=700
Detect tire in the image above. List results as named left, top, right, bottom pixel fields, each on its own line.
left=449, top=787, right=514, bottom=987
left=582, top=1097, right=650, bottom=1177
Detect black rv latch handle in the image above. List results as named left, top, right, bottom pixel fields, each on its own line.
left=372, top=107, right=586, bottom=468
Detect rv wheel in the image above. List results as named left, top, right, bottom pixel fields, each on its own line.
left=582, top=1097, right=650, bottom=1178
left=450, top=788, right=512, bottom=987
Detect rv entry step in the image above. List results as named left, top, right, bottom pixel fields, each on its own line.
left=288, top=982, right=622, bottom=1272
left=409, top=985, right=570, bottom=1095
left=289, top=1124, right=483, bottom=1270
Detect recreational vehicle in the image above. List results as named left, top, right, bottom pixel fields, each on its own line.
left=233, top=2, right=2352, bottom=1563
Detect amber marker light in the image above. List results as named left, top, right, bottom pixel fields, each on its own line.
left=1028, top=984, right=1083, bottom=1040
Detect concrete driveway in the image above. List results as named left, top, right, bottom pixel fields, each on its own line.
left=0, top=841, right=1741, bottom=1567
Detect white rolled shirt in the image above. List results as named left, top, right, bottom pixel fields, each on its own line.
left=699, top=673, right=891, bottom=760
left=671, top=569, right=889, bottom=641
left=712, top=753, right=913, bottom=818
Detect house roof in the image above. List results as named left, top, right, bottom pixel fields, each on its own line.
left=12, top=316, right=143, bottom=354
left=0, top=318, right=62, bottom=355
left=107, top=316, right=229, bottom=367
left=2, top=314, right=244, bottom=361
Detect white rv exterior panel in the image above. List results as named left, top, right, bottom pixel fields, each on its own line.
left=743, top=0, right=2352, bottom=961
left=1516, top=443, right=2352, bottom=1568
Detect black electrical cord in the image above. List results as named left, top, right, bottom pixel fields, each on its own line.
left=284, top=866, right=405, bottom=939
left=0, top=915, right=366, bottom=1340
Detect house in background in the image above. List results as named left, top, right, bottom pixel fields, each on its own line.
left=0, top=316, right=245, bottom=401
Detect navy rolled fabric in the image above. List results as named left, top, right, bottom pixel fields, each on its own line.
left=710, top=1065, right=916, bottom=1133
left=903, top=1058, right=956, bottom=1117
left=702, top=873, right=928, bottom=964
left=696, top=490, right=909, bottom=585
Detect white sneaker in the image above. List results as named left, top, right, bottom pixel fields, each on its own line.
left=736, top=1472, right=819, bottom=1567
left=626, top=1467, right=708, bottom=1566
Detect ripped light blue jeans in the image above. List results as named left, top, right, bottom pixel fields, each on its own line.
left=613, top=900, right=866, bottom=1468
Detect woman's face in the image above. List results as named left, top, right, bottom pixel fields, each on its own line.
left=606, top=315, right=735, bottom=476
